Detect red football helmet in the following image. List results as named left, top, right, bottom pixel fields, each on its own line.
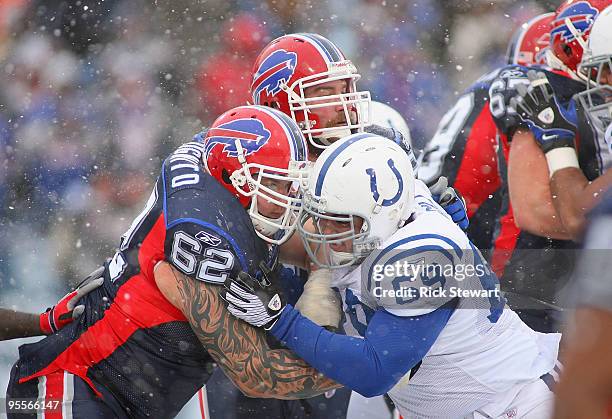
left=549, top=0, right=611, bottom=80
left=506, top=12, right=555, bottom=66
left=203, top=105, right=310, bottom=245
left=250, top=33, right=371, bottom=150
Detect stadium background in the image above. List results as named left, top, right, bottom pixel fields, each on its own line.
left=0, top=0, right=555, bottom=415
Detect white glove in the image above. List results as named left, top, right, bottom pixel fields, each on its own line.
left=295, top=269, right=342, bottom=329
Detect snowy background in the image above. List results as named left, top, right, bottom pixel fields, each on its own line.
left=0, top=0, right=553, bottom=416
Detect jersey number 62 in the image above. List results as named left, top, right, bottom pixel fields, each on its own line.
left=171, top=231, right=235, bottom=284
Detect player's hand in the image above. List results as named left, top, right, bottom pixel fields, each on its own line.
left=365, top=124, right=418, bottom=171
left=429, top=176, right=469, bottom=230
left=509, top=70, right=577, bottom=154
left=220, top=263, right=287, bottom=330
left=39, top=267, right=104, bottom=335
left=295, top=269, right=342, bottom=329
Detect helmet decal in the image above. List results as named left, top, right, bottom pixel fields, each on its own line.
left=366, top=159, right=404, bottom=207
left=252, top=49, right=298, bottom=104
left=205, top=118, right=271, bottom=158
left=534, top=31, right=551, bottom=63
left=551, top=1, right=599, bottom=43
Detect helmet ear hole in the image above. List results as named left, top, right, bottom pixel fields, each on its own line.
left=563, top=43, right=573, bottom=57
left=221, top=169, right=232, bottom=185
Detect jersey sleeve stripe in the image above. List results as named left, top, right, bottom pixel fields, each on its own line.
left=378, top=233, right=464, bottom=258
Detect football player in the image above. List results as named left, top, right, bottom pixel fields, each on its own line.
left=509, top=4, right=612, bottom=240
left=552, top=189, right=612, bottom=419
left=224, top=133, right=562, bottom=418
left=6, top=106, right=339, bottom=419
left=419, top=12, right=554, bottom=261
left=489, top=0, right=612, bottom=331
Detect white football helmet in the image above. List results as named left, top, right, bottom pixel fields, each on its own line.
left=369, top=100, right=418, bottom=173
left=577, top=5, right=612, bottom=131
left=299, top=133, right=416, bottom=268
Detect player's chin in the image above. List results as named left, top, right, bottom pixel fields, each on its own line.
left=329, top=243, right=350, bottom=253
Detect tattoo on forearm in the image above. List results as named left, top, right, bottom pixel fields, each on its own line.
left=172, top=268, right=339, bottom=399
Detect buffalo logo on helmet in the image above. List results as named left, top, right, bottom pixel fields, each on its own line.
left=252, top=49, right=298, bottom=104
left=551, top=1, right=599, bottom=43
left=205, top=118, right=271, bottom=158
left=533, top=31, right=551, bottom=64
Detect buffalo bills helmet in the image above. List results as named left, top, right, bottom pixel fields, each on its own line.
left=506, top=13, right=555, bottom=66
left=547, top=0, right=611, bottom=81
left=202, top=105, right=310, bottom=245
left=250, top=33, right=371, bottom=151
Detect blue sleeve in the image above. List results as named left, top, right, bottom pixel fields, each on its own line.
left=270, top=299, right=457, bottom=397
left=279, top=266, right=306, bottom=306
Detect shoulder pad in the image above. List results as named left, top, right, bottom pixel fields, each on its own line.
left=160, top=142, right=270, bottom=280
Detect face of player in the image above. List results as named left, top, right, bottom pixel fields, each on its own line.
left=318, top=216, right=364, bottom=253
left=600, top=63, right=612, bottom=102
left=303, top=79, right=357, bottom=133
left=256, top=177, right=294, bottom=220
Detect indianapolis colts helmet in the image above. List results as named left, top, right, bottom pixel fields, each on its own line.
left=299, top=133, right=415, bottom=268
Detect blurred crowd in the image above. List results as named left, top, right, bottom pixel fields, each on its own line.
left=0, top=0, right=551, bottom=307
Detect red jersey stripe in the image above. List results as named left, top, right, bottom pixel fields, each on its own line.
left=453, top=104, right=501, bottom=218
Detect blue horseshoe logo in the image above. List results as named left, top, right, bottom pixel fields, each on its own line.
left=365, top=159, right=403, bottom=207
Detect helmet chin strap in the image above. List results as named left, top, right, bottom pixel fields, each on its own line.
left=250, top=198, right=284, bottom=238
left=313, top=127, right=352, bottom=146
left=328, top=249, right=355, bottom=266
left=252, top=215, right=282, bottom=237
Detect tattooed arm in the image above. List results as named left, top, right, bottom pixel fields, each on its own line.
left=154, top=261, right=339, bottom=399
